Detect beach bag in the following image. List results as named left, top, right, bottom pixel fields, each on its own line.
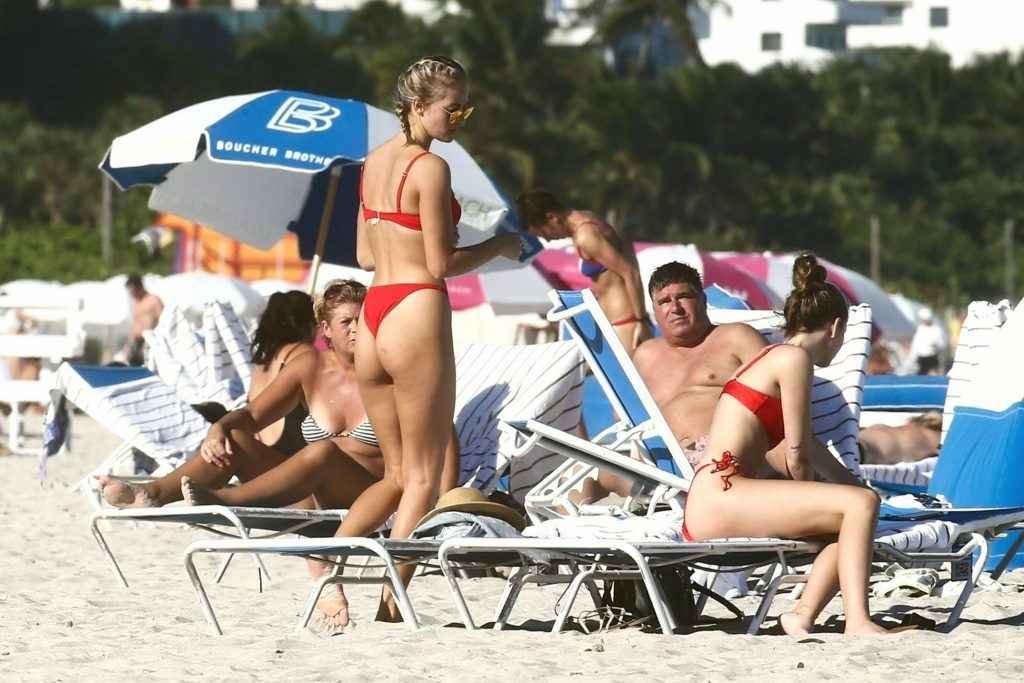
left=601, top=566, right=696, bottom=631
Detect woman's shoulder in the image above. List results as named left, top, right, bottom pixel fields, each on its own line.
left=278, top=344, right=319, bottom=374
left=276, top=341, right=316, bottom=365
left=767, top=343, right=813, bottom=374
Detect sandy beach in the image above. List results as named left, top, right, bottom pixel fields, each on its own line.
left=1, top=415, right=1023, bottom=682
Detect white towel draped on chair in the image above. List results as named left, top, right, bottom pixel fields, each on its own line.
left=145, top=302, right=252, bottom=408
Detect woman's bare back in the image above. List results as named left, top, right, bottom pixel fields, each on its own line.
left=361, top=137, right=452, bottom=285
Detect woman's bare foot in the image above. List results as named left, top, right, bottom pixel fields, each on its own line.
left=844, top=619, right=892, bottom=635
left=312, top=584, right=353, bottom=635
left=375, top=596, right=404, bottom=623
left=180, top=476, right=220, bottom=506
left=779, top=611, right=814, bottom=636
left=95, top=475, right=155, bottom=508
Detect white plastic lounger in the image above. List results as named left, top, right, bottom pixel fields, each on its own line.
left=862, top=299, right=1013, bottom=493
left=0, top=293, right=86, bottom=454
left=509, top=419, right=1024, bottom=631
left=55, top=363, right=209, bottom=484
left=92, top=505, right=348, bottom=590
left=437, top=536, right=820, bottom=636
left=77, top=343, right=582, bottom=602
left=514, top=289, right=1024, bottom=630
left=183, top=536, right=435, bottom=635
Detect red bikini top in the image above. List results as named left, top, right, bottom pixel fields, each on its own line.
left=721, top=345, right=786, bottom=449
left=360, top=151, right=461, bottom=231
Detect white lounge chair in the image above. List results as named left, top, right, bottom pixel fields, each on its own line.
left=0, top=293, right=86, bottom=454
left=525, top=289, right=870, bottom=522
left=861, top=299, right=1013, bottom=493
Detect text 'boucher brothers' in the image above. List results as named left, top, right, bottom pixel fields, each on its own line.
left=215, top=140, right=331, bottom=166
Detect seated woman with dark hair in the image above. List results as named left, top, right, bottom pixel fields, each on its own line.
left=683, top=253, right=899, bottom=636
left=97, top=289, right=319, bottom=507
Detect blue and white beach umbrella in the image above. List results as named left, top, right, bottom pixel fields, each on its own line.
left=100, top=90, right=534, bottom=281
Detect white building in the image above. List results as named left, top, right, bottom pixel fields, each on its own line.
left=697, top=1, right=1024, bottom=72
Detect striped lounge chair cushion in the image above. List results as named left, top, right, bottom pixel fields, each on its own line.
left=454, top=341, right=585, bottom=502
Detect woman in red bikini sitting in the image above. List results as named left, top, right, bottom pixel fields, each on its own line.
left=517, top=189, right=650, bottom=354
left=326, top=55, right=520, bottom=630
left=682, top=253, right=894, bottom=636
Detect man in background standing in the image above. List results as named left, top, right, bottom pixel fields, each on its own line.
left=909, top=308, right=945, bottom=375
left=125, top=274, right=163, bottom=366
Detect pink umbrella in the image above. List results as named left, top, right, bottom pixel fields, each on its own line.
left=533, top=241, right=782, bottom=310
left=715, top=251, right=915, bottom=340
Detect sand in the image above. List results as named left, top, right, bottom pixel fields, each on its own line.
left=2, top=415, right=1024, bottom=682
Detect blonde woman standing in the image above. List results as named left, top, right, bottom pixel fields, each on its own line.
left=315, top=56, right=520, bottom=631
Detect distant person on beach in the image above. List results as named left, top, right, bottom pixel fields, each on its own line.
left=124, top=274, right=164, bottom=366
left=336, top=54, right=519, bottom=632
left=859, top=412, right=941, bottom=466
left=572, top=261, right=768, bottom=505
left=683, top=253, right=894, bottom=636
left=518, top=190, right=651, bottom=354
left=866, top=343, right=894, bottom=375
left=909, top=308, right=945, bottom=375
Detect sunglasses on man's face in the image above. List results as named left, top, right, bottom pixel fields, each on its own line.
left=441, top=104, right=474, bottom=125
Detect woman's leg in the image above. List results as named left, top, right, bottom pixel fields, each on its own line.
left=98, top=429, right=290, bottom=507
left=306, top=315, right=407, bottom=632
left=183, top=439, right=379, bottom=509
left=779, top=542, right=839, bottom=635
left=685, top=474, right=884, bottom=635
left=372, top=291, right=454, bottom=620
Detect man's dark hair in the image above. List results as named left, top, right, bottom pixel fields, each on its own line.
left=125, top=274, right=144, bottom=289
left=515, top=189, right=565, bottom=230
left=647, top=261, right=703, bottom=299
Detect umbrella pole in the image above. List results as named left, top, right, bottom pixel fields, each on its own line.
left=308, top=165, right=343, bottom=295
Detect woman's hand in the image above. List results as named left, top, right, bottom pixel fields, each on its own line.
left=200, top=423, right=233, bottom=469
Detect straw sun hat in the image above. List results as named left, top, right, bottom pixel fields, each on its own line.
left=415, top=487, right=527, bottom=532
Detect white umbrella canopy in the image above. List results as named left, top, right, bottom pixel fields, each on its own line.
left=305, top=263, right=373, bottom=296
left=251, top=279, right=304, bottom=298
left=0, top=280, right=72, bottom=322
left=149, top=272, right=265, bottom=322
left=65, top=280, right=132, bottom=327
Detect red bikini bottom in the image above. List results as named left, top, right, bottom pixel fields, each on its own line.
left=611, top=315, right=644, bottom=327
left=681, top=451, right=741, bottom=542
left=363, top=283, right=447, bottom=336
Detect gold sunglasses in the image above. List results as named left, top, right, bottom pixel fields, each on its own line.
left=441, top=104, right=475, bottom=126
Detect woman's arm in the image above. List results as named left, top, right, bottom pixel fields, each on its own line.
left=806, top=437, right=865, bottom=486
left=355, top=199, right=375, bottom=271
left=200, top=355, right=308, bottom=467
left=778, top=348, right=865, bottom=486
left=417, top=155, right=521, bottom=278
left=777, top=348, right=816, bottom=482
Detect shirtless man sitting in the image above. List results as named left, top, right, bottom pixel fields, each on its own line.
left=576, top=261, right=768, bottom=503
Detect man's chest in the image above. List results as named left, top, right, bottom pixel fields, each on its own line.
left=644, top=349, right=738, bottom=399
